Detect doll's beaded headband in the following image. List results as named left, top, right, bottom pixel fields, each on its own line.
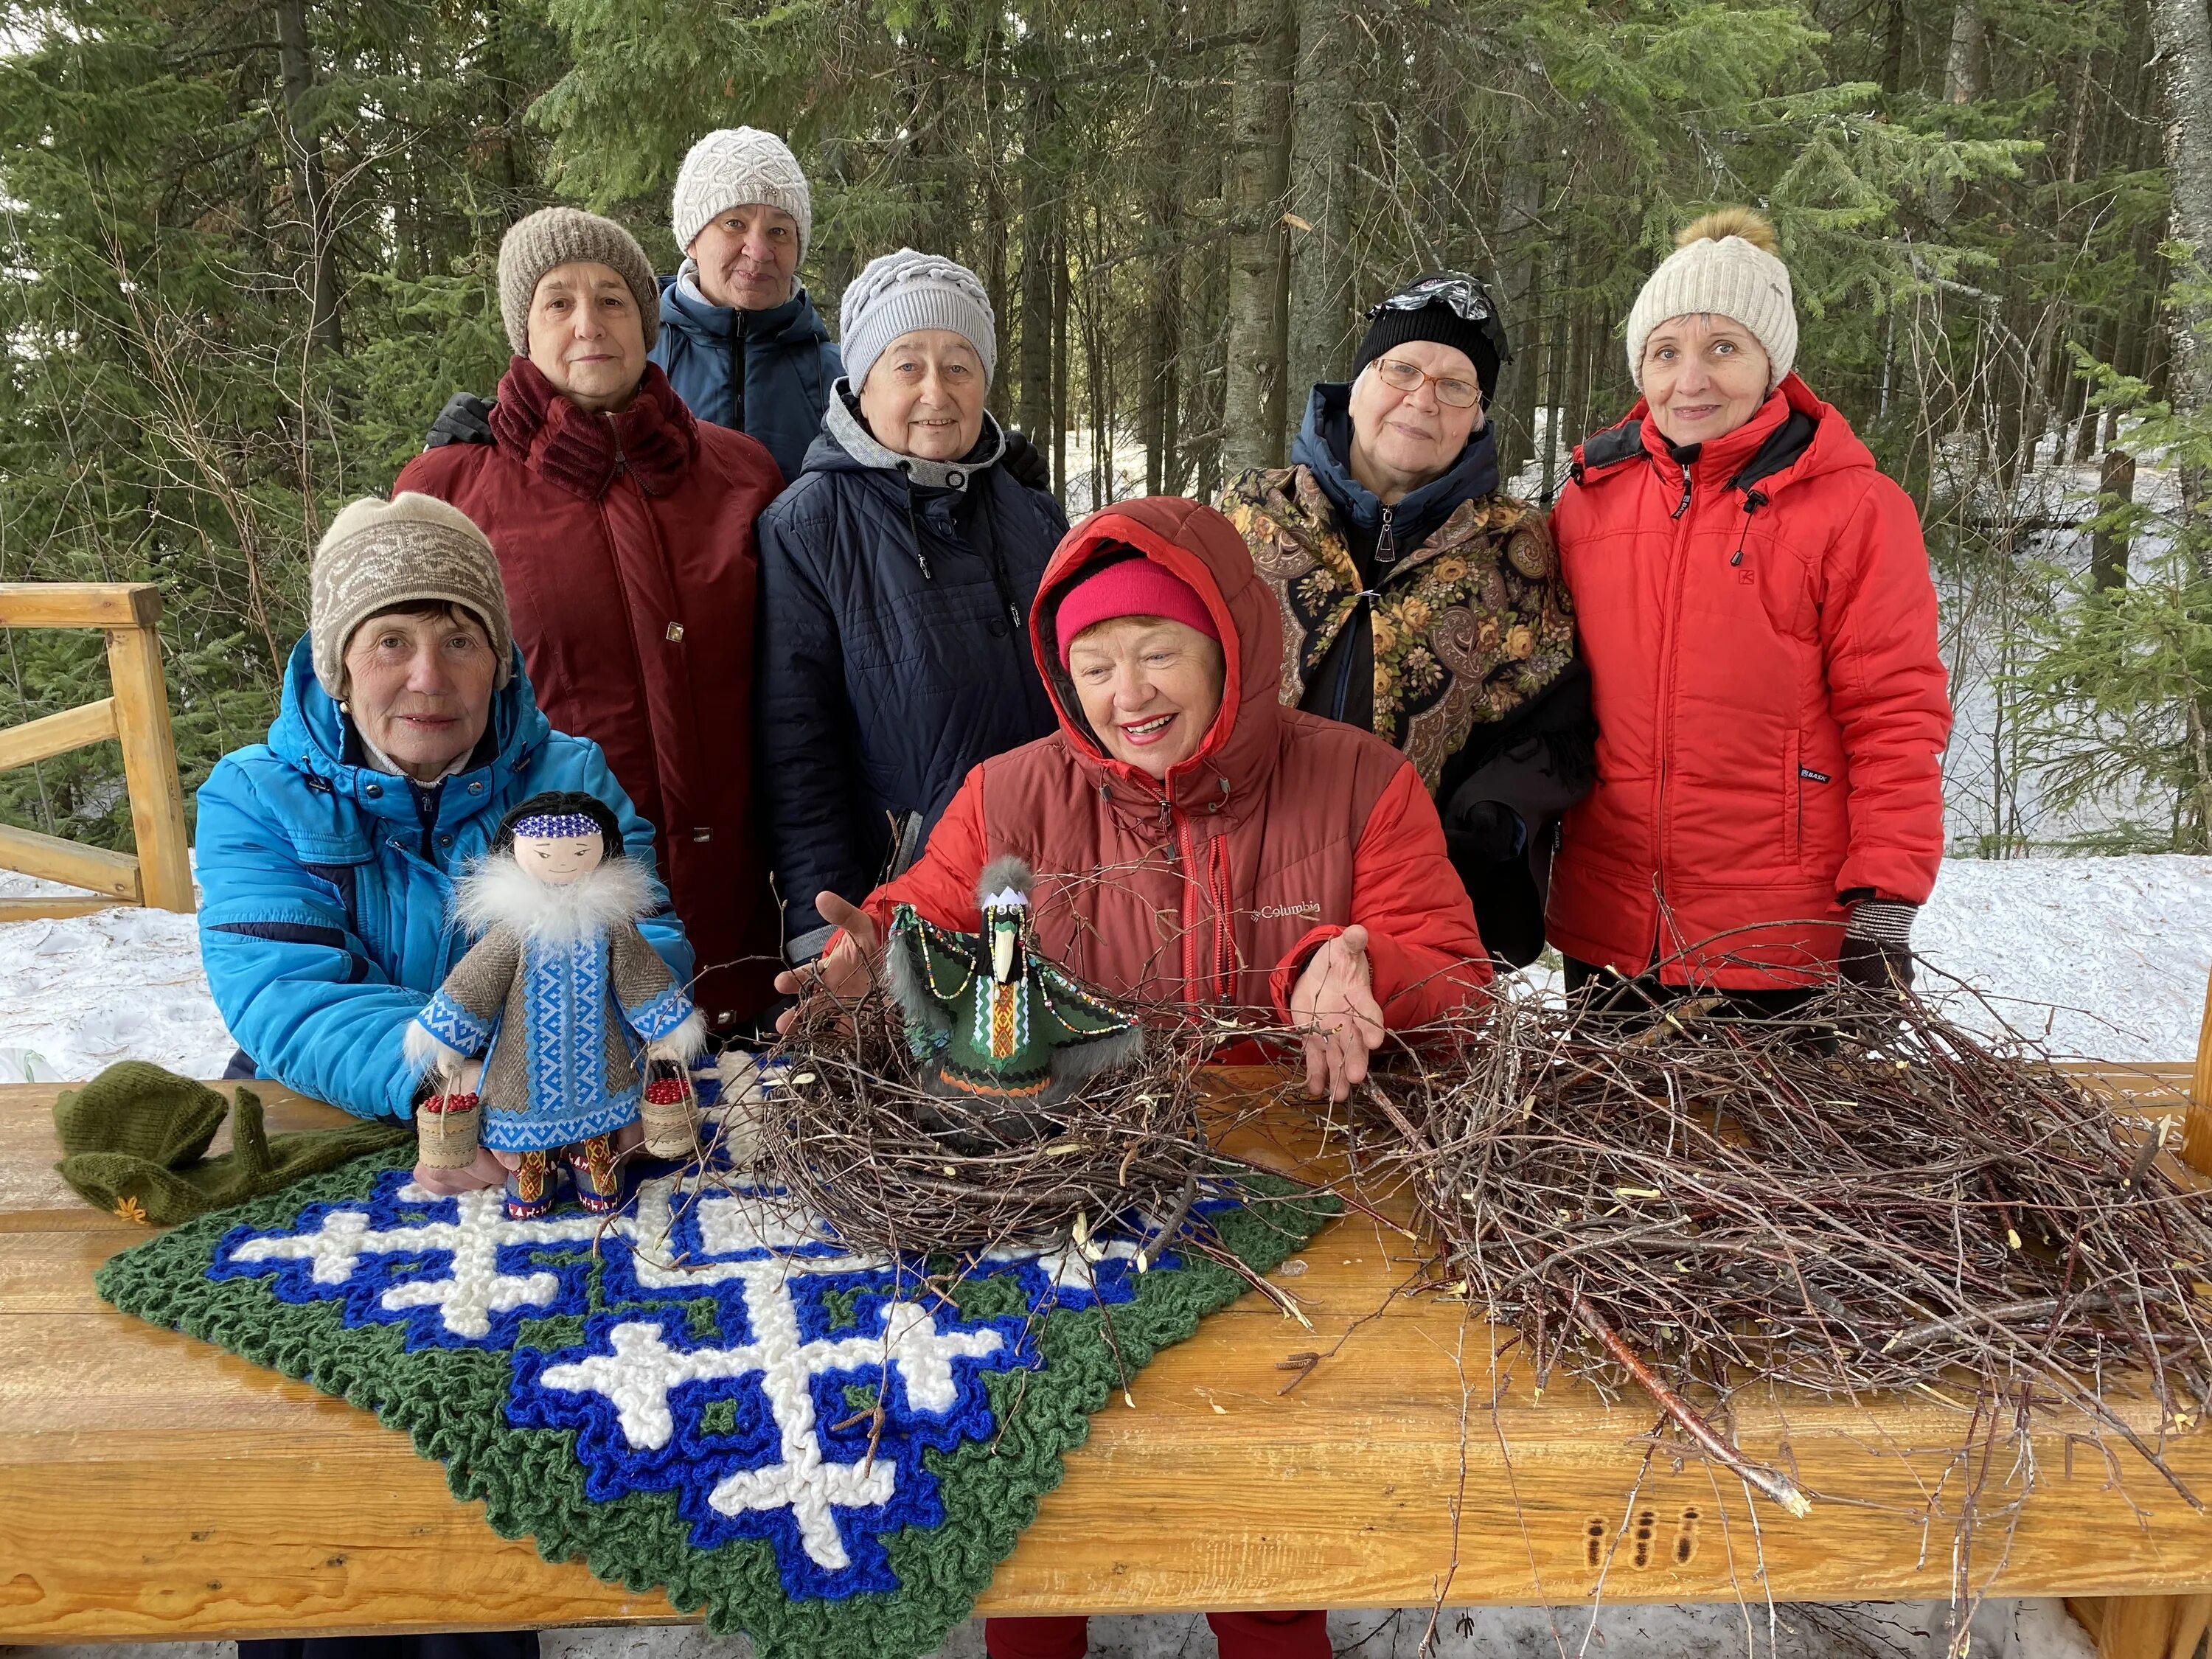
left=512, top=812, right=601, bottom=840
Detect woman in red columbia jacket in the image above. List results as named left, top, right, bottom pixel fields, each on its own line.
left=777, top=494, right=1488, bottom=1659
left=1548, top=208, right=1952, bottom=998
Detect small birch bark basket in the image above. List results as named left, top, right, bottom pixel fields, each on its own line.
left=639, top=1062, right=700, bottom=1161
left=415, top=1088, right=481, bottom=1169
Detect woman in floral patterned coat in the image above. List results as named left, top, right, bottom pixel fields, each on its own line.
left=1219, top=274, right=1591, bottom=965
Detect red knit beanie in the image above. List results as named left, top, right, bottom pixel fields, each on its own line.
left=1055, top=557, right=1220, bottom=667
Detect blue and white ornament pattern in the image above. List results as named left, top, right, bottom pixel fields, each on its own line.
left=209, top=1164, right=1183, bottom=1599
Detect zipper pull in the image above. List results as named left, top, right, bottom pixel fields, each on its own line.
left=1670, top=466, right=1691, bottom=519
left=1376, top=505, right=1397, bottom=565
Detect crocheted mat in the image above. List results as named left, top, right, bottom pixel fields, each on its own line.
left=97, top=1147, right=1336, bottom=1659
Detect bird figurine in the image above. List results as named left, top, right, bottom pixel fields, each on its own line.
left=882, top=856, right=1143, bottom=1146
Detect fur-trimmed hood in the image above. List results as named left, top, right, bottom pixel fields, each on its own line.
left=453, top=852, right=661, bottom=945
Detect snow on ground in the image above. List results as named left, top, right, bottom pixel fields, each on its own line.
left=0, top=1598, right=2099, bottom=1659
left=8, top=854, right=2208, bottom=1085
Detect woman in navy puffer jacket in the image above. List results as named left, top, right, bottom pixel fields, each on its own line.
left=753, top=250, right=1066, bottom=963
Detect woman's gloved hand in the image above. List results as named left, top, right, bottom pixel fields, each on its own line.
left=1838, top=899, right=1916, bottom=992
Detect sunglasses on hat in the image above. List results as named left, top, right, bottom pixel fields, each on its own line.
left=1367, top=272, right=1514, bottom=365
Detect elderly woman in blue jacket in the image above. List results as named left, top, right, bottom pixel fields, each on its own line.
left=754, top=249, right=1068, bottom=964
left=195, top=492, right=690, bottom=1189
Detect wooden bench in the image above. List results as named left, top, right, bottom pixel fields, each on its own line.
left=3, top=1065, right=2211, bottom=1655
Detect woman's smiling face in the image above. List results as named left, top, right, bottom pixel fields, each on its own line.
left=1065, top=615, right=1226, bottom=782
left=1639, top=313, right=1772, bottom=445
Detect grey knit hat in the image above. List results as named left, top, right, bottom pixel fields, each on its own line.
left=496, top=206, right=661, bottom=356
left=310, top=493, right=514, bottom=698
left=838, top=249, right=998, bottom=391
left=1625, top=210, right=1797, bottom=393
left=671, top=128, right=813, bottom=265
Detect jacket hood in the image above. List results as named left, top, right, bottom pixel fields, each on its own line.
left=265, top=635, right=551, bottom=827
left=809, top=380, right=1006, bottom=493
left=1029, top=495, right=1282, bottom=813
left=657, top=270, right=832, bottom=350
left=1578, top=373, right=1874, bottom=502
left=1290, top=380, right=1503, bottom=541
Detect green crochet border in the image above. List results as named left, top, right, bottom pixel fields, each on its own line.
left=96, top=1149, right=1338, bottom=1659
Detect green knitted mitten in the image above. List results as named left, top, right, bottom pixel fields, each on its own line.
left=54, top=1060, right=410, bottom=1225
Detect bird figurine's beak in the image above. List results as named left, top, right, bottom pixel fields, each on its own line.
left=992, top=915, right=1018, bottom=984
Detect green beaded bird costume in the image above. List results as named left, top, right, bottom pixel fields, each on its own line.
left=882, top=857, right=1144, bottom=1143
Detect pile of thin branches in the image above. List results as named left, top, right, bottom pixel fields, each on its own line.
left=742, top=987, right=1220, bottom=1261
left=1365, top=981, right=2212, bottom=1514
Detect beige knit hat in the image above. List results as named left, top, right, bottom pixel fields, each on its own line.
left=496, top=206, right=661, bottom=356
left=1624, top=208, right=1797, bottom=393
left=310, top=493, right=515, bottom=698
left=671, top=128, right=813, bottom=265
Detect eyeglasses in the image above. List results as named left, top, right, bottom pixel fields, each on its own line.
left=1372, top=355, right=1484, bottom=408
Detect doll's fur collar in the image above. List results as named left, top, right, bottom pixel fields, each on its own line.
left=453, top=853, right=659, bottom=945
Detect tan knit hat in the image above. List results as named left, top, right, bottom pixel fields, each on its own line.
left=496, top=206, right=661, bottom=356
left=1624, top=208, right=1797, bottom=393
left=310, top=493, right=515, bottom=698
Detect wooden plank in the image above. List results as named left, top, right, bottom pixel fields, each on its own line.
left=2194, top=963, right=2212, bottom=1111
left=0, top=698, right=117, bottom=773
left=7, top=1071, right=2212, bottom=1640
left=105, top=622, right=195, bottom=912
left=0, top=894, right=116, bottom=923
left=0, top=582, right=162, bottom=630
left=0, top=821, right=140, bottom=902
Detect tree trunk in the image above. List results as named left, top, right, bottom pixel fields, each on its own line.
left=2152, top=0, right=2212, bottom=476
left=1222, top=0, right=1295, bottom=474
left=1053, top=234, right=1070, bottom=498
left=1020, top=77, right=1058, bottom=451
left=1879, top=0, right=1910, bottom=94
left=271, top=0, right=340, bottom=352
left=1944, top=0, right=1983, bottom=104
left=1287, top=0, right=1354, bottom=432
left=1495, top=100, right=1545, bottom=479
left=2092, top=449, right=2138, bottom=589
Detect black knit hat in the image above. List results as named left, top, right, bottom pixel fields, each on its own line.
left=1351, top=273, right=1512, bottom=401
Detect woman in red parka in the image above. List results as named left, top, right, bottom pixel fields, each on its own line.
left=396, top=207, right=785, bottom=1031
left=1548, top=208, right=1952, bottom=1002
left=776, top=494, right=1489, bottom=1659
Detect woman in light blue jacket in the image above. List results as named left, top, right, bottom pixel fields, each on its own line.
left=195, top=493, right=690, bottom=1136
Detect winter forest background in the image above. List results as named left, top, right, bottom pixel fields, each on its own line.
left=6, top=0, right=2212, bottom=863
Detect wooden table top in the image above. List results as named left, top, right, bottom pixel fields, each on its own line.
left=5, top=1063, right=2212, bottom=1642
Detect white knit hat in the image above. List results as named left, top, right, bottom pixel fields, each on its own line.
left=1624, top=221, right=1798, bottom=393
left=671, top=128, right=813, bottom=264
left=838, top=249, right=998, bottom=390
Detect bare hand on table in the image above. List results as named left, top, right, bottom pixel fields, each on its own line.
left=772, top=891, right=882, bottom=1035
left=1290, top=925, right=1385, bottom=1103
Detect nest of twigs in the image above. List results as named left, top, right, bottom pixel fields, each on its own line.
left=746, top=987, right=1216, bottom=1257
left=1363, top=978, right=2212, bottom=1514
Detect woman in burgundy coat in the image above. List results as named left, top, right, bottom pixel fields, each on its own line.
left=397, top=206, right=785, bottom=1030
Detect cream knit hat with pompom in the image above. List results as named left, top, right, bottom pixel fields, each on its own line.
left=1624, top=207, right=1797, bottom=393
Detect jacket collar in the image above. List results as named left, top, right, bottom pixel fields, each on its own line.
left=1029, top=497, right=1281, bottom=824
left=266, top=637, right=549, bottom=835
left=1290, top=380, right=1503, bottom=546
left=818, top=380, right=1006, bottom=493
left=1576, top=375, right=1860, bottom=502
left=658, top=269, right=830, bottom=348
left=489, top=357, right=698, bottom=501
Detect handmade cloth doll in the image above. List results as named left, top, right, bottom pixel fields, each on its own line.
left=882, top=856, right=1143, bottom=1147
left=406, top=791, right=706, bottom=1218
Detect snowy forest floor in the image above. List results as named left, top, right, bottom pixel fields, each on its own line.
left=2, top=852, right=2194, bottom=1658
left=7, top=853, right=2209, bottom=1082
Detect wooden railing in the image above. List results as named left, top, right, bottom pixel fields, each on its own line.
left=0, top=583, right=194, bottom=922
